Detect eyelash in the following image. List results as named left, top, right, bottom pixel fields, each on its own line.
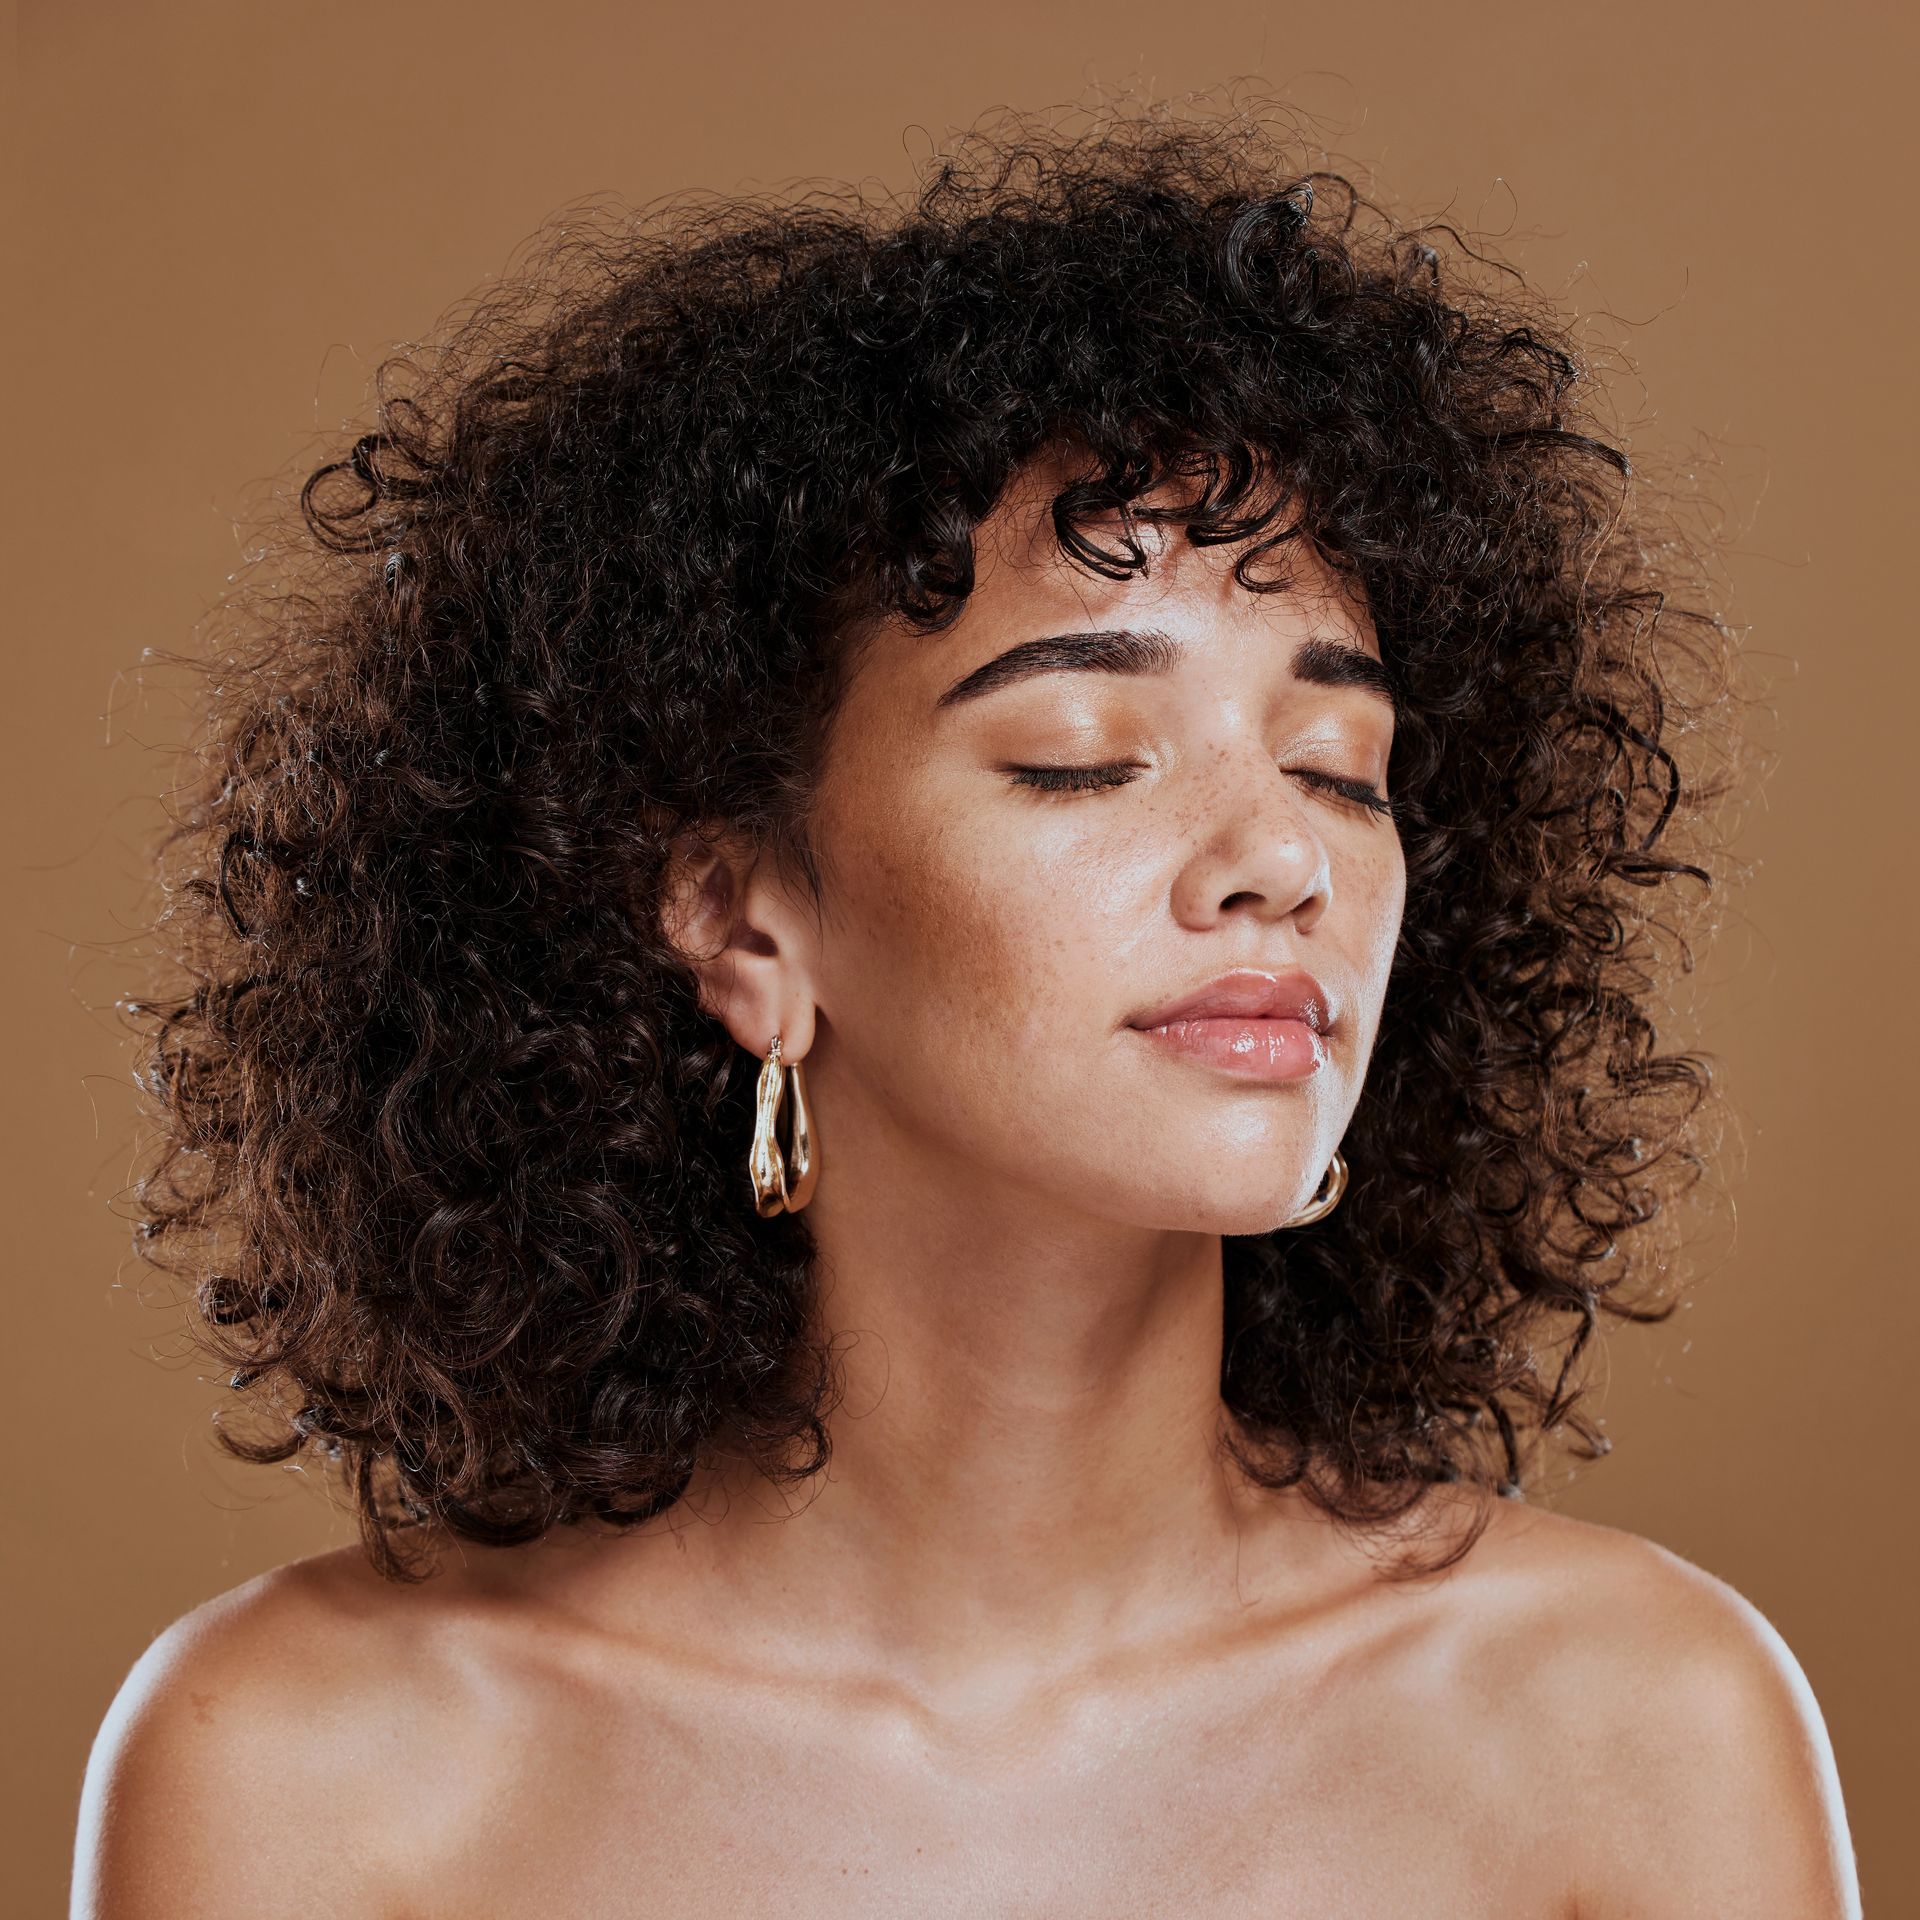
left=1005, top=762, right=1394, bottom=816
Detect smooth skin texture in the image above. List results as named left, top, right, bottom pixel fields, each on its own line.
left=74, top=461, right=1860, bottom=1917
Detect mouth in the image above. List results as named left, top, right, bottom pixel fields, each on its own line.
left=1127, top=967, right=1332, bottom=1031
left=1125, top=968, right=1332, bottom=1082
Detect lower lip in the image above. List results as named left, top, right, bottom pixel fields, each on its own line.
left=1130, top=1016, right=1328, bottom=1080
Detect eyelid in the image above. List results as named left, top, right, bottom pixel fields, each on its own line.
left=1002, top=761, right=1144, bottom=794
left=1002, top=760, right=1393, bottom=816
left=1289, top=767, right=1394, bottom=816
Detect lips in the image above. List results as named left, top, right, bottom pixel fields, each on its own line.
left=1126, top=968, right=1332, bottom=1033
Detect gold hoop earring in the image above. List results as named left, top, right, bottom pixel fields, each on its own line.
left=1282, top=1149, right=1347, bottom=1229
left=748, top=1033, right=819, bottom=1217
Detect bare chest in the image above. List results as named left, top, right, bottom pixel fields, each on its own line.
left=388, top=1654, right=1571, bottom=1919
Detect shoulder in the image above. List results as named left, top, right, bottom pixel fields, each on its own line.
left=1443, top=1502, right=1862, bottom=1918
left=71, top=1544, right=499, bottom=1918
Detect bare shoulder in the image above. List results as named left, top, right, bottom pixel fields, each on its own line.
left=72, top=1543, right=498, bottom=1919
left=1442, top=1501, right=1862, bottom=1918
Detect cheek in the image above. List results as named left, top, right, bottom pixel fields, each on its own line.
left=856, top=815, right=1068, bottom=1008
left=1345, top=836, right=1407, bottom=1034
left=821, top=785, right=1139, bottom=1058
left=1363, top=834, right=1407, bottom=943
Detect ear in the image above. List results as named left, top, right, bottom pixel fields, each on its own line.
left=657, top=826, right=819, bottom=1063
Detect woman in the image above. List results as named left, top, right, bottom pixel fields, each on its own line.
left=75, top=101, right=1858, bottom=1915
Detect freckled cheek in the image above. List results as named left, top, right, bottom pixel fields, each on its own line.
left=831, top=809, right=1124, bottom=1043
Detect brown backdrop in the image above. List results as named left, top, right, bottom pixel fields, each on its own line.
left=9, top=2, right=1914, bottom=1910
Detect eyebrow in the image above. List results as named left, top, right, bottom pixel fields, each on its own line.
left=932, top=627, right=1397, bottom=711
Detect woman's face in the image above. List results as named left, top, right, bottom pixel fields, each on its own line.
left=802, top=461, right=1406, bottom=1236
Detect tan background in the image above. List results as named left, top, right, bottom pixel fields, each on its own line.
left=8, top=1, right=1914, bottom=1910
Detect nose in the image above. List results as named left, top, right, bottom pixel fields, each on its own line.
left=1167, top=750, right=1331, bottom=933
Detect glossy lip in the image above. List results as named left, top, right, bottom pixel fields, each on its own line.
left=1125, top=967, right=1333, bottom=1034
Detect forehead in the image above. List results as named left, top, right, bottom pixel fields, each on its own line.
left=973, top=463, right=1374, bottom=653
left=837, top=452, right=1379, bottom=718
left=817, top=451, right=1390, bottom=771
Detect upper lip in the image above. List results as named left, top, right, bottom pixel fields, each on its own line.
left=1127, top=968, right=1333, bottom=1031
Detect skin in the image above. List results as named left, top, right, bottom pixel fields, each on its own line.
left=72, top=454, right=1860, bottom=1918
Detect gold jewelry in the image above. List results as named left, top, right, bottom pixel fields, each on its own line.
left=1282, top=1149, right=1347, bottom=1228
left=748, top=1033, right=819, bottom=1216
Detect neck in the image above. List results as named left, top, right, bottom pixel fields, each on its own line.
left=612, top=1091, right=1337, bottom=1704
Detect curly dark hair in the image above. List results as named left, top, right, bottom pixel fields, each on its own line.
left=129, top=92, right=1738, bottom=1582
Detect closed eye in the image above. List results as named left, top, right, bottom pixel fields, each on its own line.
left=1003, top=762, right=1393, bottom=816
left=1290, top=768, right=1394, bottom=817
left=1003, top=762, right=1143, bottom=795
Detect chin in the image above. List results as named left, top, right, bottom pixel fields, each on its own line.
left=1211, top=1194, right=1325, bottom=1239
left=1107, top=1172, right=1331, bottom=1239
